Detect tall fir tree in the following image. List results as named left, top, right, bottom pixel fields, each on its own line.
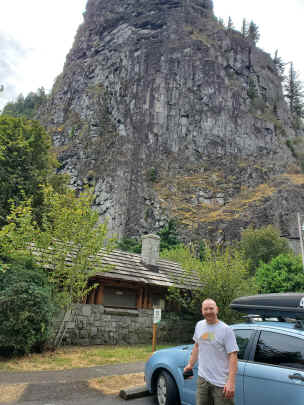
left=284, top=63, right=304, bottom=119
left=247, top=21, right=260, bottom=44
left=241, top=18, right=248, bottom=38
left=273, top=50, right=285, bottom=78
left=227, top=16, right=234, bottom=31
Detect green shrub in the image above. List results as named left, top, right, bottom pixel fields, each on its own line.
left=255, top=253, right=304, bottom=293
left=0, top=258, right=55, bottom=356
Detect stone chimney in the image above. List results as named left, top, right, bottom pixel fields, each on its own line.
left=141, top=234, right=160, bottom=267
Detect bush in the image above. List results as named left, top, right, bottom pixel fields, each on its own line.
left=240, top=225, right=290, bottom=274
left=0, top=258, right=55, bottom=356
left=255, top=253, right=304, bottom=293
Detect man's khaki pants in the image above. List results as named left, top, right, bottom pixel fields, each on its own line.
left=196, top=376, right=234, bottom=405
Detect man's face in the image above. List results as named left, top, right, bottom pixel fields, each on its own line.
left=202, top=300, right=218, bottom=324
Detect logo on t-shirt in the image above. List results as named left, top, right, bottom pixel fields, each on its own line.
left=201, top=332, right=215, bottom=341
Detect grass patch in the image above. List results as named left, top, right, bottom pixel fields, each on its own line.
left=89, top=373, right=145, bottom=395
left=0, top=344, right=172, bottom=373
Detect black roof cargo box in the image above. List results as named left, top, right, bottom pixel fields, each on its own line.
left=230, top=293, right=304, bottom=320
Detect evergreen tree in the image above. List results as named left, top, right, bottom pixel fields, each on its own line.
left=241, top=18, right=248, bottom=38
left=215, top=16, right=224, bottom=27
left=158, top=219, right=180, bottom=251
left=247, top=21, right=260, bottom=44
left=1, top=88, right=48, bottom=119
left=227, top=16, right=234, bottom=31
left=284, top=63, right=304, bottom=118
left=273, top=50, right=286, bottom=78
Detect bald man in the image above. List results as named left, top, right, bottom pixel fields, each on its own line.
left=184, top=299, right=239, bottom=405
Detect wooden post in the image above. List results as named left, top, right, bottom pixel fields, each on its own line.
left=152, top=308, right=162, bottom=352
left=95, top=284, right=104, bottom=305
left=152, top=323, right=157, bottom=352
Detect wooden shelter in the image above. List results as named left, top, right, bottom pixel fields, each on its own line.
left=85, top=234, right=201, bottom=311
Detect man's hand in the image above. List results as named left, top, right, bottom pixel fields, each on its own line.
left=223, top=380, right=235, bottom=399
left=183, top=364, right=193, bottom=373
left=183, top=364, right=193, bottom=379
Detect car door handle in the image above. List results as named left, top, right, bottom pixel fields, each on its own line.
left=288, top=373, right=304, bottom=382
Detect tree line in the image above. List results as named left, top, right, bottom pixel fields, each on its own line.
left=122, top=224, right=304, bottom=323
left=216, top=15, right=304, bottom=121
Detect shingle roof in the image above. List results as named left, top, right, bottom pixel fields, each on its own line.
left=92, top=249, right=201, bottom=289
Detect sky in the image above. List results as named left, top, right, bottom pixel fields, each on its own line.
left=0, top=0, right=303, bottom=110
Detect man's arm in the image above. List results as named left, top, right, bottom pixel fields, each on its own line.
left=184, top=342, right=198, bottom=372
left=223, top=351, right=238, bottom=399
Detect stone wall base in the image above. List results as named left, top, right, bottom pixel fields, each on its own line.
left=55, top=304, right=195, bottom=346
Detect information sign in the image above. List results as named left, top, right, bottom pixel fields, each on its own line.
left=153, top=308, right=162, bottom=324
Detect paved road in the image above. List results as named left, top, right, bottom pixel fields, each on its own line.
left=0, top=362, right=152, bottom=405
left=1, top=387, right=155, bottom=405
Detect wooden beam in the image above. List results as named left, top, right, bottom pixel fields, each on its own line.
left=95, top=284, right=104, bottom=305
left=88, top=288, right=96, bottom=304
left=137, top=287, right=143, bottom=309
left=143, top=288, right=148, bottom=309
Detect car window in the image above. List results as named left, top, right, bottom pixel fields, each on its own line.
left=234, top=329, right=254, bottom=360
left=254, top=331, right=304, bottom=370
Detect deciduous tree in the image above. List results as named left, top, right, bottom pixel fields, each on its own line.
left=239, top=225, right=290, bottom=275
left=0, top=187, right=116, bottom=346
left=0, top=116, right=57, bottom=226
left=161, top=244, right=256, bottom=323
left=256, top=253, right=304, bottom=293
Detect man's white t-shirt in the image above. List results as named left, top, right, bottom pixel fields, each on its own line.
left=193, top=320, right=239, bottom=387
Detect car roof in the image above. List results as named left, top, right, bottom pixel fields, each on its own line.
left=232, top=321, right=304, bottom=337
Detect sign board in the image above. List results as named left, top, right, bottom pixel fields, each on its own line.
left=153, top=308, right=162, bottom=324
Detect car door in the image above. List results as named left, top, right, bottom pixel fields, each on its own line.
left=243, top=330, right=304, bottom=405
left=182, top=346, right=198, bottom=405
left=232, top=328, right=257, bottom=405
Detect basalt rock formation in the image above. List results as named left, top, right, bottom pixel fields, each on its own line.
left=42, top=0, right=304, bottom=244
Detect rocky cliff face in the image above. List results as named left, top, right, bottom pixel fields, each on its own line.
left=43, top=0, right=304, bottom=243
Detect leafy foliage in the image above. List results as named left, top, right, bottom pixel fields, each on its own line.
left=1, top=88, right=48, bottom=119
left=0, top=257, right=55, bottom=356
left=240, top=225, right=291, bottom=275
left=0, top=116, right=57, bottom=226
left=255, top=253, right=304, bottom=293
left=0, top=187, right=116, bottom=312
left=38, top=186, right=116, bottom=310
left=161, top=244, right=257, bottom=324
